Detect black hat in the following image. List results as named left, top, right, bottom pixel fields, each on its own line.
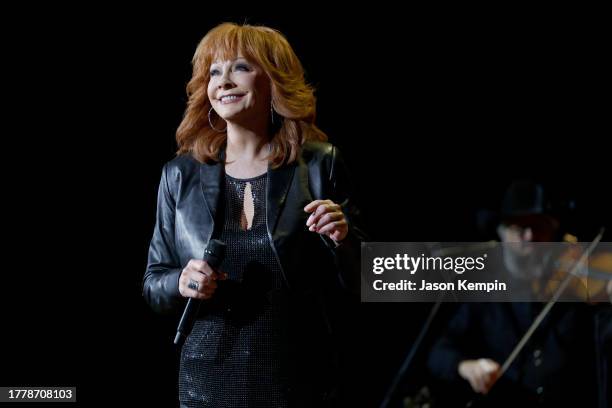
left=476, top=180, right=564, bottom=240
left=498, top=180, right=566, bottom=242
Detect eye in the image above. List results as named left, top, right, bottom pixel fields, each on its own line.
left=235, top=63, right=251, bottom=72
left=210, top=68, right=220, bottom=76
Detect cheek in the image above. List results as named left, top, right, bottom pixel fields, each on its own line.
left=206, top=83, right=215, bottom=101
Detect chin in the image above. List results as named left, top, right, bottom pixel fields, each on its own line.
left=222, top=109, right=253, bottom=123
left=218, top=112, right=241, bottom=122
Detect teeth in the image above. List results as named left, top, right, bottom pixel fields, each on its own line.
left=221, top=95, right=242, bottom=102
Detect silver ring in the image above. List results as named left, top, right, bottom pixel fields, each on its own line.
left=188, top=279, right=199, bottom=291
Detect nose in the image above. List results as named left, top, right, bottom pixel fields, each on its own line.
left=218, top=70, right=235, bottom=90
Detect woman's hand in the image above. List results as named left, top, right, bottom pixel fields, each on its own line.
left=304, top=199, right=348, bottom=243
left=179, top=259, right=227, bottom=300
left=458, top=359, right=501, bottom=395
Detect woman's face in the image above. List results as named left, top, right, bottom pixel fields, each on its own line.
left=207, top=54, right=271, bottom=125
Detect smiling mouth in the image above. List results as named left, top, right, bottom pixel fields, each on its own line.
left=219, top=94, right=245, bottom=104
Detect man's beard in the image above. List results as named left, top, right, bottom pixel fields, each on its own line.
left=502, top=243, right=554, bottom=280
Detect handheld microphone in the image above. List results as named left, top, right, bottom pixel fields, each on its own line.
left=174, top=239, right=226, bottom=346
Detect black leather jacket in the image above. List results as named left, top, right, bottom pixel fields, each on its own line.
left=143, top=141, right=366, bottom=316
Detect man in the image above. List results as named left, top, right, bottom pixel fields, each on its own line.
left=427, top=180, right=609, bottom=407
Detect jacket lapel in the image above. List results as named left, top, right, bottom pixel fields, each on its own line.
left=267, top=161, right=296, bottom=237
left=199, top=156, right=224, bottom=243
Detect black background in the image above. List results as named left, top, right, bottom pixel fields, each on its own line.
left=1, top=8, right=610, bottom=407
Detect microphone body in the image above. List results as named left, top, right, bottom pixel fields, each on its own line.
left=174, top=239, right=226, bottom=345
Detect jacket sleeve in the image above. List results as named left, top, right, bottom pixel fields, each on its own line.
left=320, top=146, right=368, bottom=295
left=427, top=304, right=474, bottom=383
left=143, top=163, right=184, bottom=315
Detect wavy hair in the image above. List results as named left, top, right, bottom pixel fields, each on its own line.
left=176, top=22, right=327, bottom=167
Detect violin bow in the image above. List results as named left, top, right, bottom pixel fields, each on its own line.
left=498, top=227, right=605, bottom=377
left=466, top=227, right=606, bottom=407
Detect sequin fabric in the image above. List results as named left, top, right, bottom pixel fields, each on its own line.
left=179, top=173, right=290, bottom=407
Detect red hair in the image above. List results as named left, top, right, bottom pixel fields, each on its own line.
left=176, top=22, right=327, bottom=167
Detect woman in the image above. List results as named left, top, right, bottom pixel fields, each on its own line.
left=143, top=22, right=365, bottom=407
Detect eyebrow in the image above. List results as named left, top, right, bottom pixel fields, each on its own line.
left=210, top=57, right=249, bottom=68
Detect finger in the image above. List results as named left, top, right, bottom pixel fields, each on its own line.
left=184, top=275, right=205, bottom=294
left=187, top=259, right=206, bottom=271
left=474, top=374, right=486, bottom=394
left=478, top=359, right=490, bottom=370
left=467, top=376, right=481, bottom=394
left=315, top=202, right=339, bottom=218
left=182, top=269, right=204, bottom=286
left=314, top=212, right=344, bottom=230
left=304, top=199, right=329, bottom=213
left=184, top=281, right=206, bottom=299
left=476, top=362, right=493, bottom=394
left=191, top=261, right=217, bottom=278
left=198, top=269, right=215, bottom=285
left=306, top=201, right=338, bottom=222
left=331, top=229, right=345, bottom=242
left=192, top=278, right=218, bottom=299
left=308, top=203, right=340, bottom=226
left=180, top=270, right=208, bottom=298
left=202, top=261, right=217, bottom=277
left=480, top=359, right=500, bottom=375
left=317, top=219, right=347, bottom=235
left=480, top=359, right=496, bottom=370
left=306, top=203, right=328, bottom=226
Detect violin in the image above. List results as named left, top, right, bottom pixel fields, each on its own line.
left=537, top=232, right=612, bottom=303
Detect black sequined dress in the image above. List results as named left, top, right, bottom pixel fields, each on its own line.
left=179, top=173, right=291, bottom=407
